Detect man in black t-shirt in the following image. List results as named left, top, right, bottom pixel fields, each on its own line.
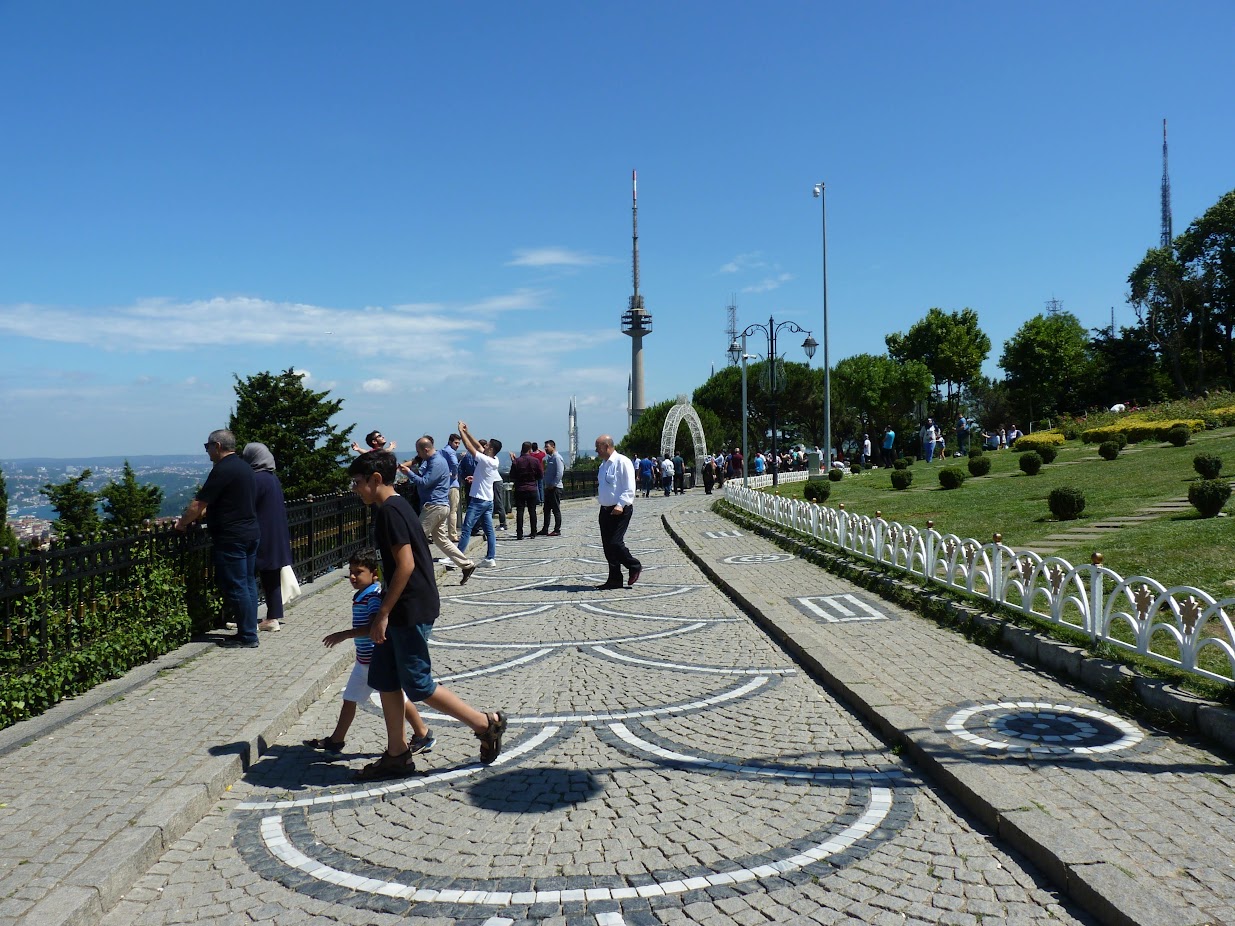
left=347, top=451, right=507, bottom=780
left=176, top=429, right=261, bottom=647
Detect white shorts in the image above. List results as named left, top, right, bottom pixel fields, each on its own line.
left=342, top=661, right=408, bottom=714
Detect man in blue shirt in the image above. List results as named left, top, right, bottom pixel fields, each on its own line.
left=402, top=435, right=475, bottom=584
left=540, top=439, right=565, bottom=536
left=441, top=433, right=463, bottom=544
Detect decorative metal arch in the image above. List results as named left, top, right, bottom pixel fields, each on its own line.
left=660, top=395, right=709, bottom=483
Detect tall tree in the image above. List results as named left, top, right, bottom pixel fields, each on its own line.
left=1176, top=189, right=1235, bottom=389
left=999, top=308, right=1092, bottom=421
left=1084, top=324, right=1169, bottom=409
left=0, top=465, right=19, bottom=554
left=831, top=353, right=933, bottom=438
left=1128, top=246, right=1206, bottom=394
left=886, top=307, right=990, bottom=414
left=618, top=398, right=723, bottom=462
left=100, top=461, right=164, bottom=529
left=41, top=470, right=101, bottom=543
left=228, top=369, right=354, bottom=500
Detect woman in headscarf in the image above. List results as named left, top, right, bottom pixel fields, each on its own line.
left=241, top=443, right=294, bottom=632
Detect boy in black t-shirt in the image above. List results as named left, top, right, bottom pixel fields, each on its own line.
left=347, top=451, right=507, bottom=780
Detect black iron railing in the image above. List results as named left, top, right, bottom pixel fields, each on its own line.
left=1, top=492, right=371, bottom=675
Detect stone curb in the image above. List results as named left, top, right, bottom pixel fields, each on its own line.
left=663, top=510, right=1207, bottom=926
left=19, top=575, right=357, bottom=926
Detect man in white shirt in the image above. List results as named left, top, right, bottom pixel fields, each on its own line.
left=455, top=422, right=501, bottom=567
left=594, top=434, right=641, bottom=590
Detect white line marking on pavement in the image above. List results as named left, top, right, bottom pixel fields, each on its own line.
left=796, top=594, right=888, bottom=623
left=236, top=726, right=561, bottom=811
left=257, top=783, right=893, bottom=904
left=452, top=585, right=701, bottom=607
left=436, top=649, right=554, bottom=682
left=439, top=605, right=557, bottom=630
left=595, top=914, right=626, bottom=925
left=421, top=676, right=771, bottom=725
left=591, top=645, right=796, bottom=675
left=483, top=918, right=515, bottom=926
left=608, top=723, right=899, bottom=783
left=576, top=601, right=731, bottom=623
left=433, top=621, right=713, bottom=649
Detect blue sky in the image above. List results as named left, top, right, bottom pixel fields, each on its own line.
left=2, top=1, right=1232, bottom=459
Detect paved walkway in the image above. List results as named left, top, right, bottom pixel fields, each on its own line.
left=0, top=493, right=1229, bottom=925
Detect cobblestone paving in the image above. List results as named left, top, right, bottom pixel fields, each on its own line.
left=98, top=496, right=1092, bottom=925
left=686, top=504, right=1235, bottom=926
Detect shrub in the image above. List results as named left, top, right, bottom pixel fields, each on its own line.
left=893, top=458, right=908, bottom=471
left=1099, top=441, right=1121, bottom=461
left=1012, top=431, right=1065, bottom=453
left=1037, top=444, right=1057, bottom=464
left=1167, top=424, right=1190, bottom=447
left=803, top=480, right=831, bottom=503
left=890, top=470, right=913, bottom=490
left=1080, top=419, right=1204, bottom=445
left=1019, top=451, right=1043, bottom=475
left=850, top=461, right=862, bottom=473
left=904, top=456, right=916, bottom=466
left=1048, top=486, right=1086, bottom=521
left=1114, top=432, right=1128, bottom=449
left=828, top=467, right=844, bottom=482
left=1188, top=479, right=1232, bottom=518
left=1194, top=453, right=1223, bottom=480
left=938, top=466, right=967, bottom=490
left=969, top=447, right=984, bottom=459
left=968, top=455, right=992, bottom=477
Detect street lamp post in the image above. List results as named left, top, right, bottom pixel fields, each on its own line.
left=729, top=316, right=817, bottom=488
left=813, top=182, right=831, bottom=472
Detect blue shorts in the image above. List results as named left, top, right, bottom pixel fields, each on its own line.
left=367, top=623, right=437, bottom=701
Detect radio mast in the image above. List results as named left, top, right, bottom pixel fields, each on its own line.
left=621, top=170, right=652, bottom=424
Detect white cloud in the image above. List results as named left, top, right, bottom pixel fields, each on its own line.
left=742, top=273, right=794, bottom=294
left=0, top=296, right=503, bottom=360
left=719, top=252, right=768, bottom=274
left=487, top=330, right=622, bottom=364
left=362, top=378, right=393, bottom=394
left=507, top=247, right=608, bottom=268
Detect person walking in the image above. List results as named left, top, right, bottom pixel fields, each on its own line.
left=176, top=429, right=261, bottom=648
left=456, top=424, right=501, bottom=567
left=441, top=433, right=463, bottom=544
left=672, top=451, right=686, bottom=494
left=402, top=436, right=476, bottom=584
left=540, top=439, right=564, bottom=535
left=593, top=435, right=640, bottom=591
left=241, top=442, right=294, bottom=633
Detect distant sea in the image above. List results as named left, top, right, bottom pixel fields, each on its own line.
left=2, top=454, right=213, bottom=521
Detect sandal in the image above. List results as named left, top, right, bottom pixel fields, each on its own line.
left=304, top=737, right=345, bottom=753
left=476, top=711, right=507, bottom=765
left=353, top=749, right=417, bottom=781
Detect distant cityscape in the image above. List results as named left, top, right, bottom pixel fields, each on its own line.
left=3, top=455, right=213, bottom=544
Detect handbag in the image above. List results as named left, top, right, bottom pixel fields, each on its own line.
left=279, top=565, right=302, bottom=603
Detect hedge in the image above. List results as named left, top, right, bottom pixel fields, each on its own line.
left=1081, top=419, right=1205, bottom=444
left=1011, top=431, right=1065, bottom=452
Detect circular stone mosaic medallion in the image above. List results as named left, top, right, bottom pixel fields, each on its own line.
left=944, top=701, right=1143, bottom=758
left=721, top=553, right=795, bottom=565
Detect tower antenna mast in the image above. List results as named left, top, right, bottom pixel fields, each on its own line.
left=622, top=170, right=653, bottom=424
left=1160, top=119, right=1173, bottom=250
left=725, top=294, right=738, bottom=366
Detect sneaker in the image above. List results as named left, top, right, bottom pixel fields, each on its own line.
left=497, top=525, right=507, bottom=531
left=548, top=530, right=561, bottom=536
left=407, top=730, right=436, bottom=755
left=460, top=564, right=476, bottom=584
left=259, top=619, right=281, bottom=632
left=218, top=636, right=259, bottom=649
left=480, top=558, right=497, bottom=568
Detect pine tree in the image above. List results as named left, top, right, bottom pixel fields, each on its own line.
left=228, top=368, right=354, bottom=500
left=100, top=460, right=164, bottom=529
left=41, top=470, right=101, bottom=543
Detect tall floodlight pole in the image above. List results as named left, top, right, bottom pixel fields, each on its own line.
left=622, top=170, right=653, bottom=424
left=813, top=182, right=832, bottom=471
left=740, top=334, right=749, bottom=485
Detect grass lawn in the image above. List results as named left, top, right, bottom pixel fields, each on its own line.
left=766, top=427, right=1235, bottom=595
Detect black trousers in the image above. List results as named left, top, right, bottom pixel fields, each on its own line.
left=515, top=489, right=538, bottom=538
left=542, top=486, right=561, bottom=532
left=598, top=505, right=640, bottom=584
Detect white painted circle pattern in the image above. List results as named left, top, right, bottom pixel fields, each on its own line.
left=720, top=553, right=795, bottom=565
left=944, top=701, right=1143, bottom=758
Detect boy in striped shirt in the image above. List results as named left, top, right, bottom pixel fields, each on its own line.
left=304, top=550, right=433, bottom=754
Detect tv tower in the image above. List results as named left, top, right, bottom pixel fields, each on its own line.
left=1160, top=119, right=1173, bottom=250
left=621, top=170, right=652, bottom=425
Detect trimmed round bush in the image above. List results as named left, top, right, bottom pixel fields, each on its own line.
left=893, top=458, right=908, bottom=471
left=890, top=469, right=913, bottom=490
left=938, top=466, right=967, bottom=490
left=828, top=467, right=844, bottom=482
left=968, top=455, right=992, bottom=477
left=1114, top=432, right=1128, bottom=449
left=1167, top=424, right=1191, bottom=447
left=1188, top=479, right=1232, bottom=518
left=1194, top=452, right=1223, bottom=480
left=904, top=455, right=916, bottom=466
left=969, top=447, right=984, bottom=459
left=1048, top=486, right=1086, bottom=521
left=803, top=480, right=831, bottom=503
left=850, top=461, right=862, bottom=473
left=1037, top=444, right=1057, bottom=465
left=1019, top=451, right=1043, bottom=475
left=1099, top=440, right=1121, bottom=461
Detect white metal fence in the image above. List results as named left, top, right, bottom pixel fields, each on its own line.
left=723, top=480, right=1235, bottom=685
